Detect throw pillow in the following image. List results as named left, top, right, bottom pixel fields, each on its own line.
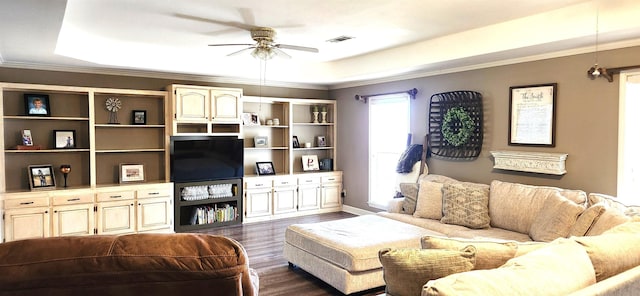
left=569, top=203, right=606, bottom=236
left=413, top=180, right=444, bottom=219
left=378, top=246, right=476, bottom=296
left=440, top=183, right=490, bottom=229
left=588, top=193, right=640, bottom=217
left=571, top=234, right=640, bottom=281
left=421, top=236, right=517, bottom=270
left=423, top=240, right=595, bottom=296
left=585, top=207, right=631, bottom=236
left=529, top=192, right=584, bottom=242
left=399, top=182, right=419, bottom=214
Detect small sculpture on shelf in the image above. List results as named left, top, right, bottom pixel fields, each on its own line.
left=60, top=164, right=71, bottom=188
left=105, top=97, right=122, bottom=124
left=320, top=105, right=328, bottom=123
left=311, top=105, right=319, bottom=123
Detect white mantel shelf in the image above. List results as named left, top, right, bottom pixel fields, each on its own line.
left=490, top=151, right=568, bottom=175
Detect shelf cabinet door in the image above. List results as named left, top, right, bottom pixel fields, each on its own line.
left=244, top=188, right=272, bottom=218
left=96, top=200, right=136, bottom=235
left=273, top=186, right=298, bottom=214
left=174, top=87, right=210, bottom=122
left=52, top=203, right=95, bottom=237
left=137, top=197, right=172, bottom=232
left=298, top=185, right=320, bottom=211
left=4, top=207, right=51, bottom=242
left=321, top=182, right=342, bottom=209
left=211, top=89, right=241, bottom=123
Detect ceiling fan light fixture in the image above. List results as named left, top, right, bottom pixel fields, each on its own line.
left=251, top=47, right=276, bottom=60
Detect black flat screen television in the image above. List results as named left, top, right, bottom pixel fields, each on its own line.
left=170, top=136, right=244, bottom=183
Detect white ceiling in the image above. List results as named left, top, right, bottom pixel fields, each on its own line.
left=1, top=0, right=640, bottom=89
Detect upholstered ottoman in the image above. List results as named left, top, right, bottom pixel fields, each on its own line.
left=283, top=215, right=440, bottom=294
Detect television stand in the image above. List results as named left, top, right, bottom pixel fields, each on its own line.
left=173, top=179, right=243, bottom=232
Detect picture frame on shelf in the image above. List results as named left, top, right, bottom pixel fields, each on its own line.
left=119, top=163, right=145, bottom=183
left=53, top=130, right=76, bottom=149
left=256, top=161, right=276, bottom=176
left=302, top=155, right=320, bottom=171
left=28, top=164, right=56, bottom=190
left=509, top=83, right=557, bottom=147
left=21, top=129, right=33, bottom=146
left=242, top=112, right=260, bottom=126
left=254, top=136, right=268, bottom=148
left=24, top=94, right=50, bottom=117
left=292, top=136, right=300, bottom=148
left=316, top=136, right=326, bottom=147
left=132, top=110, right=146, bottom=125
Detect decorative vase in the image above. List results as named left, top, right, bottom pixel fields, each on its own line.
left=60, top=164, right=71, bottom=188
left=321, top=111, right=327, bottom=123
left=312, top=112, right=319, bottom=123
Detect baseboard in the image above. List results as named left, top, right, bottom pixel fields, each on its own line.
left=341, top=205, right=376, bottom=216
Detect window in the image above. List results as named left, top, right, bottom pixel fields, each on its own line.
left=368, top=94, right=410, bottom=209
left=618, top=71, right=640, bottom=205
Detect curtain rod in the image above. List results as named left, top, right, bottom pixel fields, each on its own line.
left=354, top=88, right=418, bottom=103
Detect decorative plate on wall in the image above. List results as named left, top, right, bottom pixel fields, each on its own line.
left=428, top=91, right=483, bottom=159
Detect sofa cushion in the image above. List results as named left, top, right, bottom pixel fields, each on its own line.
left=585, top=207, right=631, bottom=236
left=423, top=240, right=595, bottom=296
left=377, top=212, right=467, bottom=236
left=447, top=227, right=533, bottom=242
left=571, top=234, right=640, bottom=281
left=421, top=236, right=517, bottom=270
left=379, top=246, right=475, bottom=296
left=569, top=203, right=606, bottom=236
left=413, top=180, right=444, bottom=219
left=603, top=221, right=640, bottom=234
left=440, top=183, right=490, bottom=229
left=489, top=180, right=586, bottom=235
left=588, top=193, right=640, bottom=217
left=529, top=192, right=584, bottom=242
left=399, top=182, right=419, bottom=214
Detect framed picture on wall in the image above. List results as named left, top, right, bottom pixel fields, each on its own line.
left=508, top=83, right=557, bottom=147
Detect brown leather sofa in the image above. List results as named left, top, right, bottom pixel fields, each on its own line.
left=0, top=233, right=258, bottom=296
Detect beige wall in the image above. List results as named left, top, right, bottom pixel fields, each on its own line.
left=332, top=46, right=640, bottom=212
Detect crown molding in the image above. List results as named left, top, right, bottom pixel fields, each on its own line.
left=0, top=61, right=330, bottom=91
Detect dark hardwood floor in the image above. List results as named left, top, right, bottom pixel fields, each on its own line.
left=195, top=212, right=386, bottom=296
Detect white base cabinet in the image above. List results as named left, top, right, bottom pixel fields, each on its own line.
left=1, top=182, right=173, bottom=242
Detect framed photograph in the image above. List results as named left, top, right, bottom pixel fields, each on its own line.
left=21, top=129, right=33, bottom=146
left=316, top=136, right=327, bottom=147
left=132, top=110, right=146, bottom=125
left=302, top=155, right=320, bottom=171
left=119, top=164, right=145, bottom=183
left=24, top=94, right=50, bottom=116
left=53, top=130, right=76, bottom=149
left=242, top=112, right=261, bottom=126
left=254, top=136, right=268, bottom=148
left=292, top=136, right=300, bottom=148
left=28, top=164, right=56, bottom=190
left=256, top=161, right=276, bottom=176
left=508, top=83, right=557, bottom=147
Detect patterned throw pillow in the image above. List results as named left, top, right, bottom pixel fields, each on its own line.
left=379, top=246, right=476, bottom=296
left=440, top=183, right=490, bottom=229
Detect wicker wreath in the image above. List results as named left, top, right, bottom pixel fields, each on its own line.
left=441, top=107, right=474, bottom=147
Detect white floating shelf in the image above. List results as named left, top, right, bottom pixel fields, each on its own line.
left=490, top=150, right=568, bottom=175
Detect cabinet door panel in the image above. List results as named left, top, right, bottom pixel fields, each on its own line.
left=137, top=197, right=172, bottom=232
left=211, top=91, right=240, bottom=122
left=245, top=189, right=272, bottom=217
left=97, top=200, right=135, bottom=235
left=321, top=183, right=342, bottom=208
left=298, top=186, right=320, bottom=211
left=52, top=204, right=95, bottom=237
left=4, top=208, right=50, bottom=242
left=175, top=88, right=209, bottom=121
left=273, top=186, right=297, bottom=214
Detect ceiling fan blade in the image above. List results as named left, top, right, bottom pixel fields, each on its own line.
left=271, top=47, right=292, bottom=59
left=173, top=13, right=255, bottom=31
left=227, top=47, right=256, bottom=57
left=208, top=43, right=255, bottom=47
left=275, top=44, right=319, bottom=53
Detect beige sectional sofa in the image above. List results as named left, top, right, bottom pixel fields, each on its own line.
left=283, top=174, right=640, bottom=295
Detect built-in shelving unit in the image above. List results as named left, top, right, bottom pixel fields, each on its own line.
left=173, top=179, right=242, bottom=232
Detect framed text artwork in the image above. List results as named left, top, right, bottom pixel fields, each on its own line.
left=508, top=83, right=557, bottom=147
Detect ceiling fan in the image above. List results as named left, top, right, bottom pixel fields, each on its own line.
left=208, top=27, right=319, bottom=60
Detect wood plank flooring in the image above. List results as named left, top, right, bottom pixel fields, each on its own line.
left=195, top=212, right=386, bottom=296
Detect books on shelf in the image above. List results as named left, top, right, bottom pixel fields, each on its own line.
left=189, top=204, right=238, bottom=225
